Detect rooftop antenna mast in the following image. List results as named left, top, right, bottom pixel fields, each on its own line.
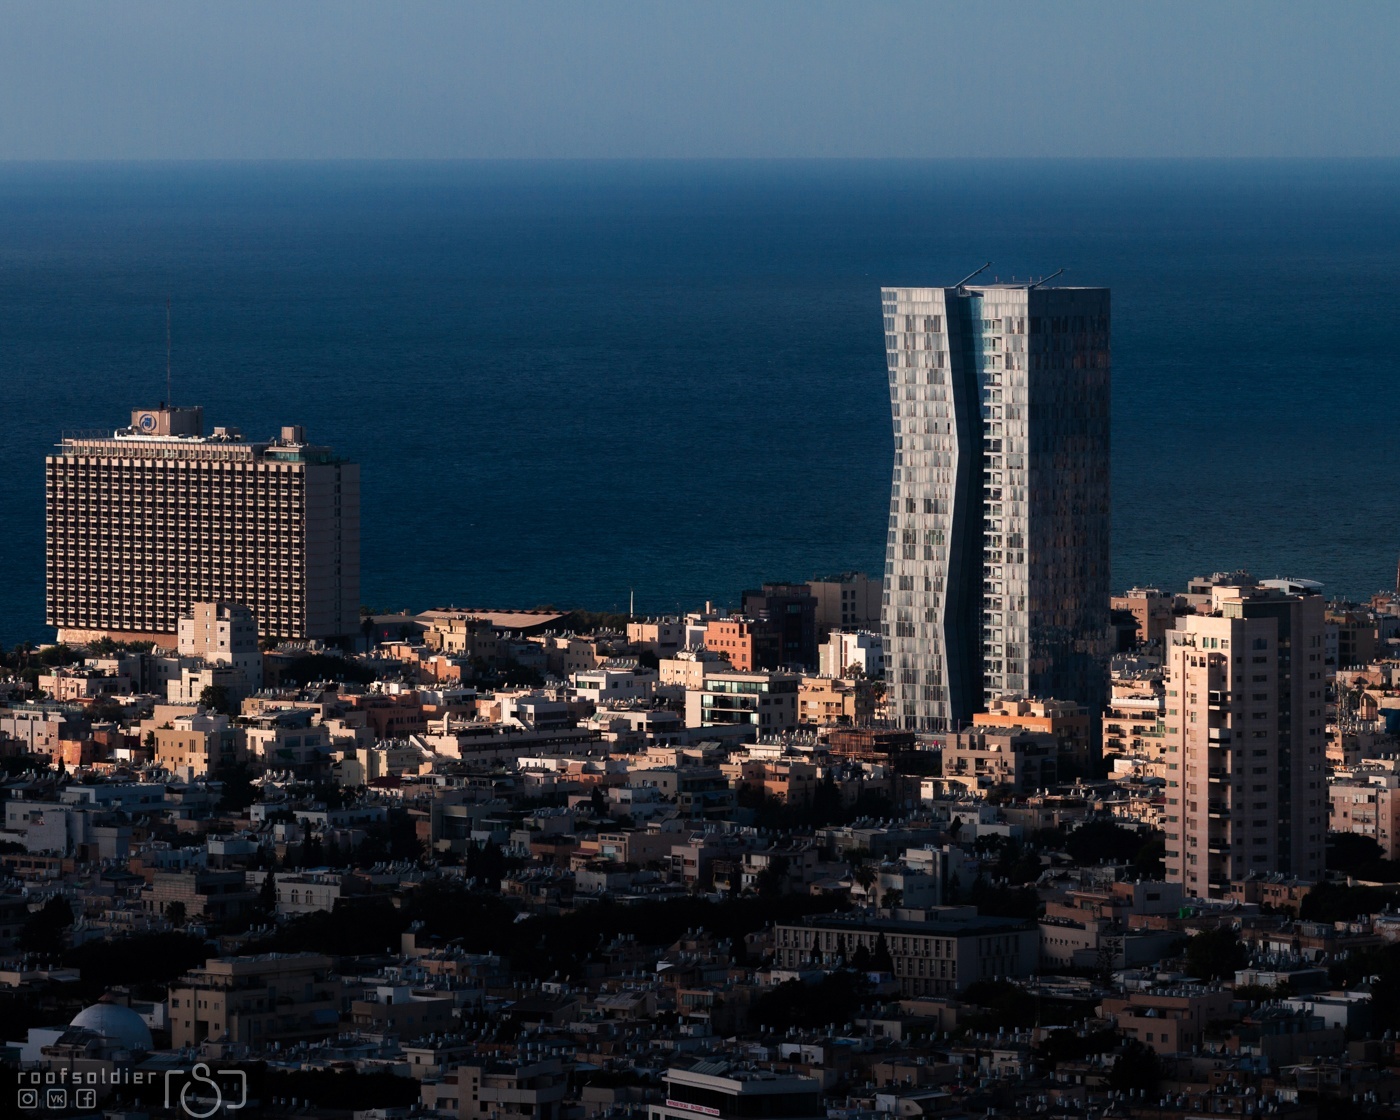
left=165, top=298, right=172, bottom=407
left=954, top=262, right=992, bottom=291
left=1029, top=268, right=1066, bottom=289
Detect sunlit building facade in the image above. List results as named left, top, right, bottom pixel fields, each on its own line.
left=1163, top=579, right=1328, bottom=897
left=47, top=405, right=359, bottom=644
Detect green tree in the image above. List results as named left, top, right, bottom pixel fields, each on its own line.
left=39, top=644, right=79, bottom=667
left=1108, top=1040, right=1161, bottom=1093
left=20, top=896, right=75, bottom=952
left=62, top=931, right=209, bottom=999
left=1183, top=926, right=1247, bottom=981
left=811, top=771, right=843, bottom=827
left=1327, top=832, right=1384, bottom=874
left=755, top=855, right=790, bottom=899
left=199, top=684, right=232, bottom=715
left=1301, top=881, right=1400, bottom=922
left=215, top=761, right=259, bottom=813
left=871, top=931, right=894, bottom=972
left=1132, top=834, right=1167, bottom=879
left=967, top=876, right=1042, bottom=919
left=959, top=979, right=1040, bottom=1030
left=164, top=900, right=187, bottom=927
left=749, top=972, right=869, bottom=1031
left=1035, top=1027, right=1121, bottom=1072
left=1065, top=820, right=1147, bottom=865
left=303, top=833, right=325, bottom=868
left=259, top=871, right=278, bottom=916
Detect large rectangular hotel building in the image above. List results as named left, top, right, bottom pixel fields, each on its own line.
left=46, top=405, right=359, bottom=645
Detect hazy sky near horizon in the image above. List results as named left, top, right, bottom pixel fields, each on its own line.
left=1, top=1, right=1397, bottom=160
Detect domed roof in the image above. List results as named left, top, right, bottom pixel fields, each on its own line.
left=70, top=1002, right=153, bottom=1051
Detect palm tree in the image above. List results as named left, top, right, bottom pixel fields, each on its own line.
left=852, top=861, right=876, bottom=900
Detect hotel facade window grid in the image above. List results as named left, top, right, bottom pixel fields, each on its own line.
left=879, top=284, right=1111, bottom=730
left=47, top=406, right=360, bottom=644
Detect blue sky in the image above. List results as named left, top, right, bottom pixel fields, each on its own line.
left=1, top=0, right=1396, bottom=159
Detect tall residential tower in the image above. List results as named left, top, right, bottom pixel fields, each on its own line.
left=880, top=282, right=1110, bottom=730
left=47, top=405, right=359, bottom=645
left=1163, top=577, right=1327, bottom=897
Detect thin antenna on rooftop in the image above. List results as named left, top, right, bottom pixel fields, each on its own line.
left=955, top=262, right=992, bottom=290
left=165, top=298, right=172, bottom=407
left=1029, top=269, right=1066, bottom=289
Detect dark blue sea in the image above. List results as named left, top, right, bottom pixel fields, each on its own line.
left=1, top=160, right=1397, bottom=647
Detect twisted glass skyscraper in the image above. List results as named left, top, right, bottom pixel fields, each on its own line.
left=880, top=282, right=1111, bottom=731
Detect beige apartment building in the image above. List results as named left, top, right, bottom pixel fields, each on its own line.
left=798, top=675, right=875, bottom=726
left=1098, top=988, right=1235, bottom=1055
left=178, top=600, right=263, bottom=681
left=773, top=911, right=1038, bottom=996
left=424, top=613, right=499, bottom=660
left=972, top=695, right=1093, bottom=773
left=150, top=711, right=246, bottom=776
left=1111, top=587, right=1180, bottom=648
left=1163, top=579, right=1327, bottom=898
left=425, top=1057, right=568, bottom=1120
left=1330, top=762, right=1400, bottom=859
left=1105, top=667, right=1166, bottom=767
left=47, top=405, right=359, bottom=644
left=168, top=952, right=342, bottom=1047
left=626, top=617, right=686, bottom=657
left=807, top=572, right=882, bottom=635
left=684, top=670, right=800, bottom=732
left=659, top=648, right=730, bottom=690
left=941, top=725, right=1062, bottom=794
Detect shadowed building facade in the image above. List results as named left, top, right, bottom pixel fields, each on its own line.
left=880, top=282, right=1110, bottom=730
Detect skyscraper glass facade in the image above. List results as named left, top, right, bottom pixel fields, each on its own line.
left=880, top=284, right=1110, bottom=730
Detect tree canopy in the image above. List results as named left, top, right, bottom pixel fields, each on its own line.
left=1182, top=926, right=1246, bottom=981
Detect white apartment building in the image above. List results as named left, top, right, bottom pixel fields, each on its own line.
left=684, top=670, right=799, bottom=733
left=572, top=666, right=657, bottom=703
left=819, top=629, right=885, bottom=678
left=178, top=601, right=263, bottom=682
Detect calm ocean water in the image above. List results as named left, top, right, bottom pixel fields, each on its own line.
left=1, top=160, right=1397, bottom=647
